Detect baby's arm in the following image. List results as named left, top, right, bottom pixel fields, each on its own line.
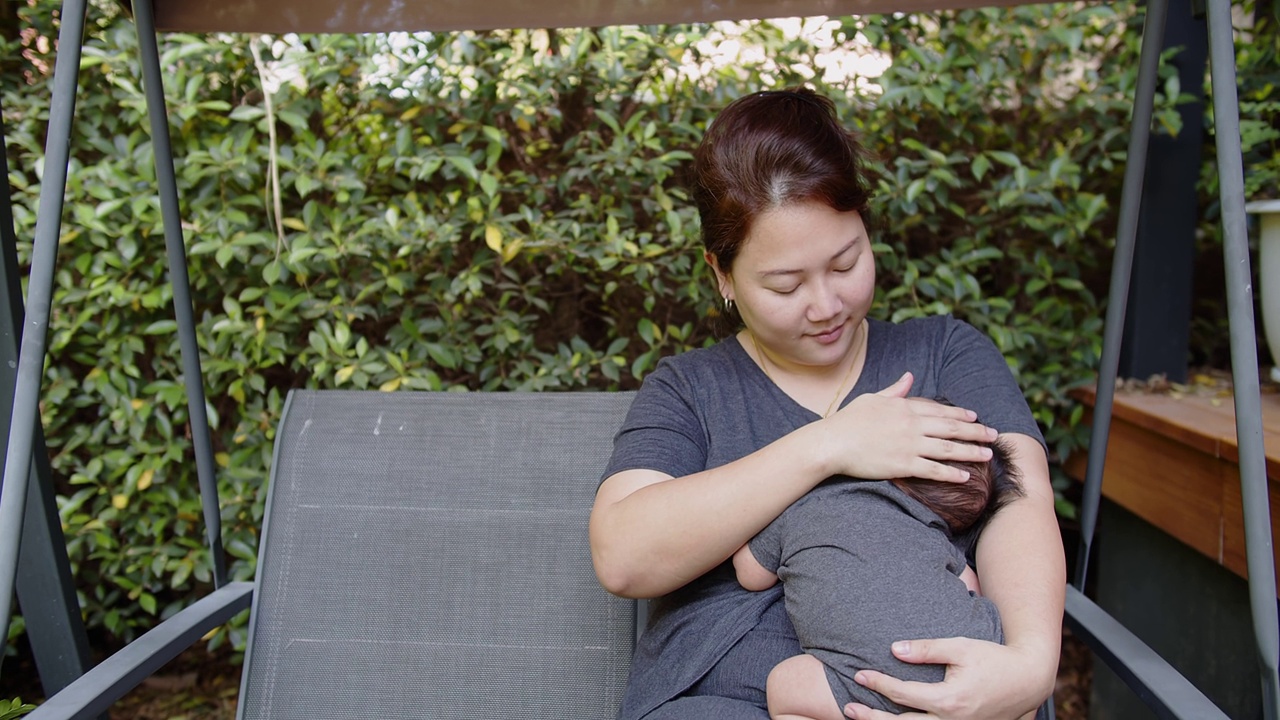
left=732, top=544, right=779, bottom=591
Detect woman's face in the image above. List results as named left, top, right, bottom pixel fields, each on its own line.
left=713, top=201, right=875, bottom=373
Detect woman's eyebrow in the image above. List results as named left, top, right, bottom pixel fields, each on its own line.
left=757, top=239, right=860, bottom=278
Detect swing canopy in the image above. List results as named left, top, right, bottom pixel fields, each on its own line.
left=6, top=0, right=1275, bottom=719
left=147, top=0, right=1033, bottom=33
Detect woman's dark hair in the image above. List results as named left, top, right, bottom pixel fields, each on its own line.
left=691, top=87, right=875, bottom=274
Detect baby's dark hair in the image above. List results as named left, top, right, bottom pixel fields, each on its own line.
left=893, top=438, right=1022, bottom=540
left=891, top=399, right=1024, bottom=544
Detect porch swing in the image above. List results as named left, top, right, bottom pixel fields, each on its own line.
left=0, top=0, right=1275, bottom=718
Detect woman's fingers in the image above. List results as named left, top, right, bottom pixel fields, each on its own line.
left=917, top=417, right=997, bottom=445
left=904, top=396, right=976, bottom=421
left=905, top=436, right=996, bottom=483
left=874, top=371, right=914, bottom=399
left=909, top=459, right=972, bottom=484
left=847, top=669, right=945, bottom=717
left=890, top=637, right=966, bottom=665
left=845, top=637, right=1042, bottom=720
left=853, top=640, right=957, bottom=712
left=828, top=384, right=998, bottom=481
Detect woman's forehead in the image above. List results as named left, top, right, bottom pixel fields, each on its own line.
left=738, top=203, right=866, bottom=272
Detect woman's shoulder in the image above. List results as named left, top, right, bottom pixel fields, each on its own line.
left=871, top=314, right=998, bottom=363
left=631, top=337, right=743, bottom=407
left=649, top=336, right=743, bottom=380
left=872, top=314, right=975, bottom=342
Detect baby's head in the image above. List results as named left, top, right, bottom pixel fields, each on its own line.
left=892, top=436, right=1022, bottom=537
left=890, top=397, right=1024, bottom=539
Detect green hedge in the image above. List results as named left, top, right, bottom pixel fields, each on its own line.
left=2, top=0, right=1221, bottom=651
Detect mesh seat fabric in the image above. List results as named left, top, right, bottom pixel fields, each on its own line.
left=238, top=390, right=637, bottom=720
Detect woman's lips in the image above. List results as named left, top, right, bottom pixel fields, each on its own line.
left=810, top=321, right=846, bottom=345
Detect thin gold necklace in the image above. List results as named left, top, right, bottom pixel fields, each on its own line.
left=749, top=321, right=865, bottom=418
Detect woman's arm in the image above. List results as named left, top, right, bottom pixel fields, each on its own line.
left=842, top=432, right=1065, bottom=720
left=972, top=433, right=1065, bottom=696
left=591, top=372, right=996, bottom=599
left=591, top=426, right=829, bottom=599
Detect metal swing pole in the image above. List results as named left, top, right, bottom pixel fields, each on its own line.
left=0, top=0, right=89, bottom=666
left=132, top=0, right=227, bottom=588
left=1204, top=0, right=1280, bottom=715
left=0, top=101, right=94, bottom=696
left=1073, top=0, right=1169, bottom=590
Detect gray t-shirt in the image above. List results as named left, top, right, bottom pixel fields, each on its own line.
left=603, top=315, right=1044, bottom=719
left=749, top=480, right=1003, bottom=712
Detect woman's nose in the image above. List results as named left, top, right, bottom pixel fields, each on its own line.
left=806, top=281, right=843, bottom=322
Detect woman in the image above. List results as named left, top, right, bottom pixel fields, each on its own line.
left=589, top=87, right=1064, bottom=720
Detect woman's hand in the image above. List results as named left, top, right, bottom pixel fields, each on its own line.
left=842, top=637, right=1053, bottom=720
left=820, top=372, right=997, bottom=484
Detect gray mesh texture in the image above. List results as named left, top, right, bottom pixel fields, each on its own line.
left=238, top=390, right=638, bottom=720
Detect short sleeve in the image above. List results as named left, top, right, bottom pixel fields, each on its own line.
left=936, top=319, right=1047, bottom=455
left=747, top=516, right=783, bottom=574
left=600, top=357, right=709, bottom=483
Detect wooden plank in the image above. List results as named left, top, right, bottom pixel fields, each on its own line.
left=1067, top=386, right=1280, bottom=595
left=1220, top=473, right=1280, bottom=585
left=1078, top=410, right=1225, bottom=563
left=1074, top=386, right=1280, bottom=478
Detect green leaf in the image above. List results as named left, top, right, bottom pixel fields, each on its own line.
left=988, top=151, right=1022, bottom=168
left=276, top=109, right=309, bottom=131
left=228, top=104, right=265, bottom=122
left=171, top=559, right=194, bottom=588
left=143, top=320, right=178, bottom=335
left=596, top=109, right=622, bottom=136
left=427, top=344, right=458, bottom=370
left=263, top=260, right=282, bottom=284
left=905, top=178, right=927, bottom=204
left=971, top=154, right=991, bottom=181
left=447, top=156, right=479, bottom=181
left=637, top=318, right=657, bottom=346
left=215, top=244, right=236, bottom=268
left=0, top=698, right=37, bottom=720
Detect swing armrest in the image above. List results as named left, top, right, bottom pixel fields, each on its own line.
left=1064, top=584, right=1228, bottom=720
left=27, top=581, right=253, bottom=720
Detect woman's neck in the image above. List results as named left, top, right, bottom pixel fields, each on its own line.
left=742, top=319, right=869, bottom=417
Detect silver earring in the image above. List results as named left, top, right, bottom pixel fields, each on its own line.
left=724, top=297, right=735, bottom=313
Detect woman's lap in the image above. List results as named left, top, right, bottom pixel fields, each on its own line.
left=642, top=597, right=802, bottom=718
left=640, top=696, right=771, bottom=720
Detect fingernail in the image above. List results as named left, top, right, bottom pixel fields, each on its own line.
left=854, top=671, right=868, bottom=685
left=893, top=641, right=910, bottom=655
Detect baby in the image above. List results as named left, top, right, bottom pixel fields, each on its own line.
left=733, top=425, right=1023, bottom=720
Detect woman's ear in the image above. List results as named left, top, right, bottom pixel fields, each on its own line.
left=704, top=251, right=732, bottom=299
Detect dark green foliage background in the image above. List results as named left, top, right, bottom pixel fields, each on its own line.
left=2, top=0, right=1271, bottom=653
